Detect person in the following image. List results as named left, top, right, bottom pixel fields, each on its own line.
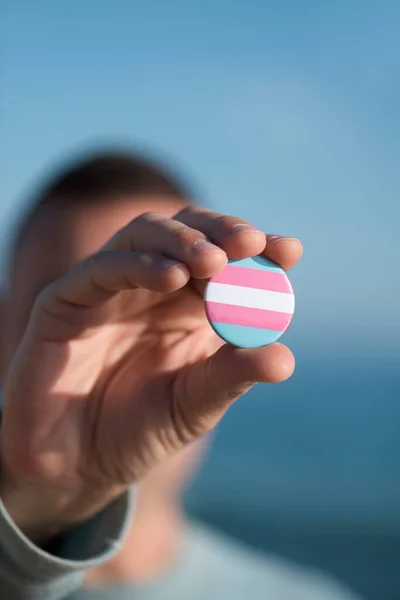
left=0, top=150, right=362, bottom=599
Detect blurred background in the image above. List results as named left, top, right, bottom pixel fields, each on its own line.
left=1, top=1, right=399, bottom=599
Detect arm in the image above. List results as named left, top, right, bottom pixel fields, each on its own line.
left=0, top=470, right=132, bottom=600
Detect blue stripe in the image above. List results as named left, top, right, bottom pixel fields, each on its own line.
left=228, top=256, right=282, bottom=273
left=209, top=321, right=284, bottom=348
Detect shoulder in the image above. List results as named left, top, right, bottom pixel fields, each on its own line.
left=181, top=523, right=362, bottom=600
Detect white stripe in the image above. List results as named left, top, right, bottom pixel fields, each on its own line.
left=205, top=282, right=295, bottom=314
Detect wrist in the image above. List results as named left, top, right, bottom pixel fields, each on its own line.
left=0, top=470, right=125, bottom=545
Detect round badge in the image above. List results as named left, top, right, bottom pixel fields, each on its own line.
left=204, top=256, right=295, bottom=348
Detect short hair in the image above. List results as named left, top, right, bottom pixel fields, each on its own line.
left=12, top=148, right=193, bottom=252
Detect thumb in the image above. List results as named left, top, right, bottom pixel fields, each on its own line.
left=174, top=342, right=295, bottom=438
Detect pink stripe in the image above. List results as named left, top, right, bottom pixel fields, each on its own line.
left=205, top=301, right=292, bottom=332
left=212, top=265, right=293, bottom=294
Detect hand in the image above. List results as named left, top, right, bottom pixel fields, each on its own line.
left=0, top=207, right=302, bottom=542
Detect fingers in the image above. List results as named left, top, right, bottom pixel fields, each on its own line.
left=262, top=234, right=303, bottom=271
left=174, top=206, right=267, bottom=259
left=173, top=342, right=295, bottom=438
left=174, top=208, right=302, bottom=271
left=107, top=207, right=301, bottom=277
left=41, top=251, right=191, bottom=308
left=106, top=212, right=228, bottom=280
left=107, top=207, right=269, bottom=277
left=100, top=210, right=302, bottom=302
left=41, top=208, right=302, bottom=310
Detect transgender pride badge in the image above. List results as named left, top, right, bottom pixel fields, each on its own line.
left=204, top=256, right=295, bottom=348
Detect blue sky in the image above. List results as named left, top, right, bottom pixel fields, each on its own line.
left=1, top=0, right=399, bottom=357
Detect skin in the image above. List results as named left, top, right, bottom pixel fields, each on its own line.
left=0, top=196, right=302, bottom=584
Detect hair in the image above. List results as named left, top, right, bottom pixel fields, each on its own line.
left=12, top=148, right=193, bottom=253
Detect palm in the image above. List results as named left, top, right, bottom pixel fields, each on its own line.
left=79, top=284, right=221, bottom=485
left=3, top=284, right=219, bottom=489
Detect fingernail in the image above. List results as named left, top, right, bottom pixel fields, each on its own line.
left=232, top=223, right=256, bottom=232
left=266, top=235, right=282, bottom=243
left=162, top=258, right=184, bottom=270
left=192, top=239, right=221, bottom=255
left=267, top=235, right=301, bottom=245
